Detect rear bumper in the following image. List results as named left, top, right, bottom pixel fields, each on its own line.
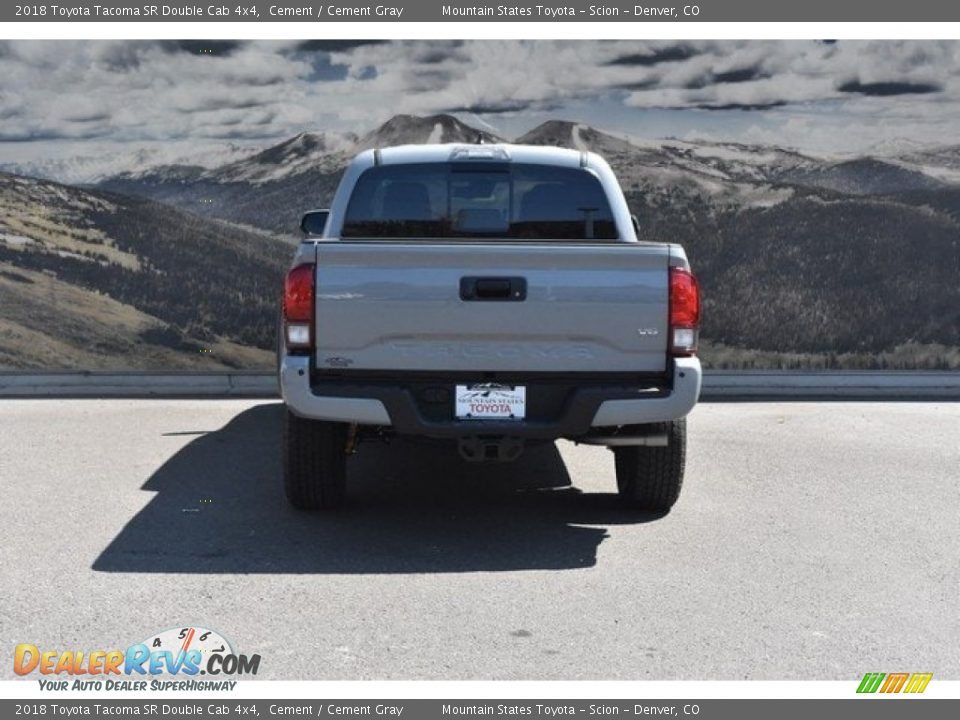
left=281, top=355, right=392, bottom=425
left=280, top=355, right=701, bottom=438
left=591, top=357, right=701, bottom=425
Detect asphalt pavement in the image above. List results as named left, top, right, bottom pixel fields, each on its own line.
left=1, top=399, right=957, bottom=680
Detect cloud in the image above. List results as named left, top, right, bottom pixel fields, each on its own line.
left=159, top=40, right=245, bottom=57
left=411, top=41, right=470, bottom=65
left=443, top=100, right=537, bottom=114
left=291, top=40, right=387, bottom=53
left=605, top=45, right=699, bottom=66
left=3, top=40, right=960, bottom=156
left=62, top=111, right=112, bottom=123
left=0, top=41, right=317, bottom=144
left=684, top=65, right=768, bottom=90
left=694, top=101, right=786, bottom=111
left=838, top=80, right=941, bottom=96
left=714, top=66, right=767, bottom=84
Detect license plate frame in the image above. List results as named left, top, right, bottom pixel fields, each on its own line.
left=455, top=383, right=526, bottom=420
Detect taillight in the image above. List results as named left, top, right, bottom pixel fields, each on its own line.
left=669, top=266, right=700, bottom=356
left=283, top=263, right=314, bottom=351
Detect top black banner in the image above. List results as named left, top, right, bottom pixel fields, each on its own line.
left=5, top=0, right=959, bottom=22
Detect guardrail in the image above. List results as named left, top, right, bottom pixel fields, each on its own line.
left=702, top=371, right=960, bottom=399
left=0, top=371, right=277, bottom=398
left=1, top=371, right=959, bottom=399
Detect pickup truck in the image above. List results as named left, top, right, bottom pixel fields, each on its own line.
left=279, top=143, right=701, bottom=513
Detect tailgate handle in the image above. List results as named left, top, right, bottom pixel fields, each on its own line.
left=460, top=276, right=527, bottom=301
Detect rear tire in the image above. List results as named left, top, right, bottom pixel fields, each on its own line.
left=614, top=419, right=686, bottom=514
left=283, top=410, right=347, bottom=511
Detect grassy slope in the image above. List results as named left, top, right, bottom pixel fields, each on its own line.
left=0, top=264, right=271, bottom=370
left=0, top=172, right=289, bottom=370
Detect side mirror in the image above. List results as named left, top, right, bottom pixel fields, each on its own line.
left=631, top=214, right=641, bottom=237
left=300, top=209, right=330, bottom=236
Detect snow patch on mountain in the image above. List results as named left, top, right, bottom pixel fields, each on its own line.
left=14, top=113, right=960, bottom=223
left=571, top=124, right=589, bottom=151
left=0, top=143, right=260, bottom=186
left=210, top=131, right=355, bottom=184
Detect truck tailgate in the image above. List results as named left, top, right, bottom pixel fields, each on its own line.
left=313, top=242, right=670, bottom=374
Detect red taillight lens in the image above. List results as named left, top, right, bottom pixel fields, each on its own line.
left=669, top=266, right=700, bottom=356
left=283, top=263, right=314, bottom=350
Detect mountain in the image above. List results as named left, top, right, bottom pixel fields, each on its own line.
left=887, top=144, right=960, bottom=186
left=0, top=142, right=259, bottom=186
left=12, top=113, right=960, bottom=368
left=518, top=120, right=637, bottom=156
left=215, top=114, right=502, bottom=182
left=519, top=119, right=822, bottom=178
left=211, top=131, right=357, bottom=185
left=96, top=114, right=504, bottom=236
left=864, top=136, right=940, bottom=157
left=95, top=115, right=792, bottom=234
left=643, top=189, right=960, bottom=360
left=355, top=113, right=502, bottom=150
left=782, top=157, right=948, bottom=195
left=95, top=113, right=957, bottom=230
left=515, top=122, right=960, bottom=361
left=516, top=121, right=806, bottom=209
left=0, top=172, right=291, bottom=370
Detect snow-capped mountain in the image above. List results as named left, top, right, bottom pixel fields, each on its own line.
left=209, top=131, right=357, bottom=185
left=3, top=113, right=959, bottom=368
left=354, top=113, right=502, bottom=150
left=14, top=113, right=960, bottom=207
left=2, top=113, right=954, bottom=237
left=0, top=142, right=260, bottom=186
left=519, top=119, right=823, bottom=180
left=208, top=114, right=501, bottom=185
left=780, top=157, right=948, bottom=195
left=887, top=145, right=960, bottom=184
left=516, top=120, right=806, bottom=208
left=517, top=120, right=637, bottom=156
left=83, top=113, right=960, bottom=236
left=863, top=137, right=942, bottom=157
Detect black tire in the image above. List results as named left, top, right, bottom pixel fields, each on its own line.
left=614, top=419, right=686, bottom=514
left=282, top=410, right=347, bottom=511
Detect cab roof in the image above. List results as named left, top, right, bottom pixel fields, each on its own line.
left=360, top=143, right=600, bottom=170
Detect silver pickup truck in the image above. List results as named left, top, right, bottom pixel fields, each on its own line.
left=279, top=143, right=701, bottom=513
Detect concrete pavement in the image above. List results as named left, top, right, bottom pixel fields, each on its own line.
left=0, top=400, right=957, bottom=680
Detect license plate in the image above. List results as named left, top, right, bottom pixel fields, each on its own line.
left=455, top=384, right=526, bottom=420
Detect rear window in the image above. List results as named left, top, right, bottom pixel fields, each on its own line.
left=341, top=162, right=618, bottom=240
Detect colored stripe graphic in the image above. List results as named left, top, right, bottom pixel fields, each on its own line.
left=904, top=673, right=933, bottom=693
left=880, top=673, right=909, bottom=693
left=857, top=673, right=885, bottom=693
left=857, top=672, right=932, bottom=694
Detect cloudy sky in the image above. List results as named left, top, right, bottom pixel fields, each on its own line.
left=3, top=39, right=960, bottom=163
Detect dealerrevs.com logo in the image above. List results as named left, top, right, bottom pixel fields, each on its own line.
left=14, top=626, right=260, bottom=691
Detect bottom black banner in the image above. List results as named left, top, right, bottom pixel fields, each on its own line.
left=1, top=699, right=956, bottom=720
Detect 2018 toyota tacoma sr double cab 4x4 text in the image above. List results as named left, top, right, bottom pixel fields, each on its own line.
left=279, top=143, right=701, bottom=514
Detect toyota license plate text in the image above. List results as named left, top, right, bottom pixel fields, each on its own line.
left=455, top=384, right=526, bottom=420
